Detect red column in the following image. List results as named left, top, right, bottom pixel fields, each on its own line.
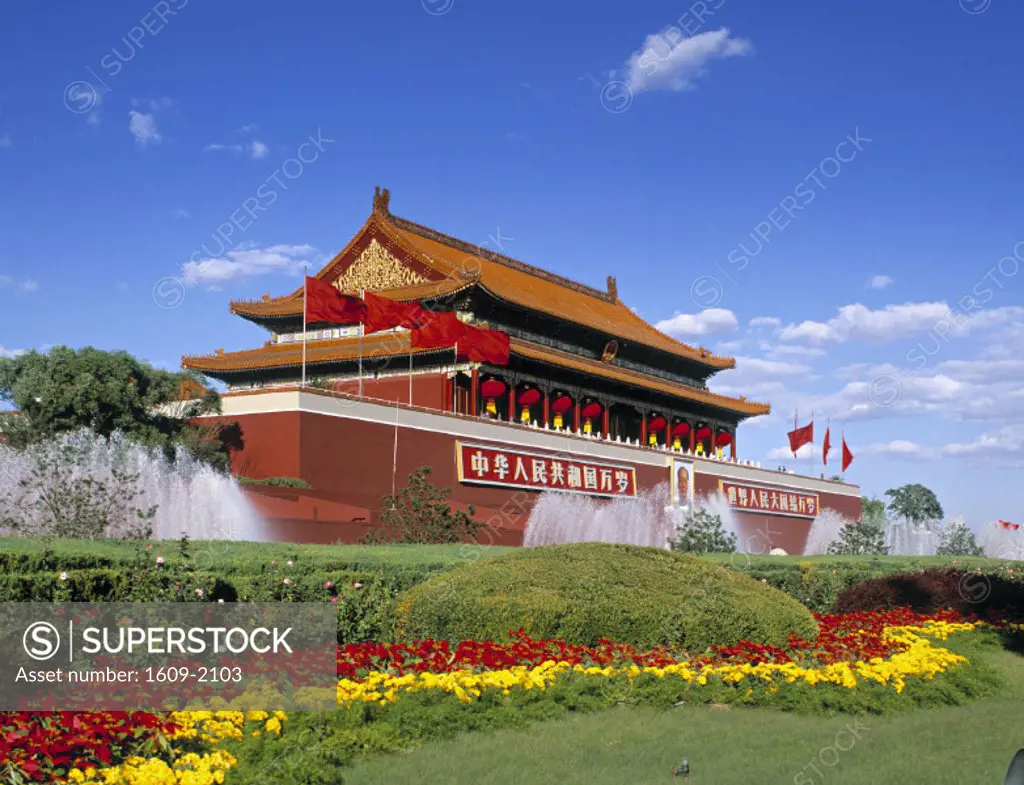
left=602, top=406, right=610, bottom=436
left=470, top=368, right=479, bottom=416
left=730, top=432, right=737, bottom=460
left=542, top=391, right=550, bottom=427
left=640, top=414, right=647, bottom=445
left=442, top=375, right=451, bottom=412
left=508, top=385, right=516, bottom=422
left=688, top=425, right=696, bottom=453
left=573, top=399, right=581, bottom=431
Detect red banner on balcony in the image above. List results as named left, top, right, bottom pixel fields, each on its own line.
left=718, top=480, right=819, bottom=518
left=456, top=442, right=637, bottom=497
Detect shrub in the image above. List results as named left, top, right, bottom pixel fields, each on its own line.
left=237, top=476, right=312, bottom=488
left=936, top=522, right=983, bottom=557
left=833, top=567, right=1024, bottom=622
left=828, top=518, right=888, bottom=556
left=393, top=542, right=817, bottom=649
left=362, top=467, right=481, bottom=544
left=670, top=508, right=736, bottom=555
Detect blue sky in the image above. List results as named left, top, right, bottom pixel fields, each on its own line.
left=1, top=0, right=1022, bottom=527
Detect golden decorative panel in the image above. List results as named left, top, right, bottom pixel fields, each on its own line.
left=333, top=239, right=428, bottom=293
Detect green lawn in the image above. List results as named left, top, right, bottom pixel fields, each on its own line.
left=342, top=644, right=1024, bottom=785
left=0, top=536, right=513, bottom=570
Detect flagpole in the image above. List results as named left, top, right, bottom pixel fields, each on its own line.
left=301, top=267, right=308, bottom=388
left=409, top=340, right=413, bottom=406
left=358, top=288, right=365, bottom=399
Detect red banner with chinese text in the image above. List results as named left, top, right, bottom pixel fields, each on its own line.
left=719, top=481, right=819, bottom=518
left=457, top=442, right=637, bottom=497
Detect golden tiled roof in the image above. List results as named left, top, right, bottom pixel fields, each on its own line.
left=182, top=335, right=768, bottom=417
left=227, top=189, right=735, bottom=370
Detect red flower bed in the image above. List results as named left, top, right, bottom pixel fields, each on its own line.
left=337, top=608, right=973, bottom=677
left=0, top=711, right=178, bottom=781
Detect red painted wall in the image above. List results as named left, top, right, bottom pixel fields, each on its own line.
left=212, top=409, right=861, bottom=551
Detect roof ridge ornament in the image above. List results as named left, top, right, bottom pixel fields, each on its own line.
left=372, top=185, right=391, bottom=216
left=606, top=276, right=618, bottom=300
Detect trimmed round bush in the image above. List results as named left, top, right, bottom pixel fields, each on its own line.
left=393, top=542, right=818, bottom=649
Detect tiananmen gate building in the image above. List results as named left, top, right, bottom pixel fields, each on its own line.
left=183, top=187, right=860, bottom=552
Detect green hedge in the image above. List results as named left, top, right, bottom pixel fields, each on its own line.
left=2, top=539, right=1021, bottom=638
left=392, top=543, right=818, bottom=648
left=705, top=554, right=1024, bottom=612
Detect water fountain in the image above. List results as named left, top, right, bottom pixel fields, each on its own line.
left=803, top=508, right=849, bottom=555
left=523, top=484, right=676, bottom=548
left=0, top=430, right=266, bottom=541
left=523, top=486, right=746, bottom=551
left=978, top=522, right=1024, bottom=561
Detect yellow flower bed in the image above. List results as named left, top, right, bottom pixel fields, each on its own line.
left=67, top=711, right=287, bottom=785
left=336, top=621, right=977, bottom=705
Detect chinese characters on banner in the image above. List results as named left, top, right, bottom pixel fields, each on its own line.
left=457, top=442, right=637, bottom=497
left=719, top=481, right=819, bottom=518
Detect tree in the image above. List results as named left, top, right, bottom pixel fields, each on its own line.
left=0, top=346, right=228, bottom=468
left=829, top=496, right=889, bottom=555
left=884, top=483, right=943, bottom=526
left=0, top=436, right=156, bottom=539
left=670, top=508, right=737, bottom=555
left=363, top=466, right=482, bottom=544
left=937, top=521, right=984, bottom=557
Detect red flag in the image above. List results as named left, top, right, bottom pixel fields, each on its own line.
left=304, top=276, right=365, bottom=324
left=999, top=520, right=1021, bottom=531
left=410, top=311, right=467, bottom=349
left=822, top=425, right=831, bottom=466
left=363, top=291, right=430, bottom=334
left=456, top=324, right=511, bottom=365
left=841, top=436, right=854, bottom=472
left=787, top=421, right=813, bottom=455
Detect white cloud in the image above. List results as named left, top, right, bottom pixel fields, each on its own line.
left=133, top=96, right=174, bottom=111
left=0, top=134, right=11, bottom=148
left=128, top=111, right=162, bottom=147
left=710, top=356, right=813, bottom=401
left=759, top=342, right=826, bottom=359
left=766, top=443, right=814, bottom=460
left=778, top=302, right=1024, bottom=344
left=868, top=274, right=893, bottom=290
left=204, top=140, right=268, bottom=160
left=655, top=307, right=738, bottom=337
left=172, top=207, right=190, bottom=219
left=0, top=345, right=26, bottom=359
left=0, top=275, right=38, bottom=293
left=749, top=316, right=781, bottom=329
left=860, top=439, right=934, bottom=461
left=623, top=27, right=753, bottom=93
left=942, top=423, right=1024, bottom=460
left=181, top=243, right=319, bottom=284
left=236, top=123, right=259, bottom=133
left=714, top=340, right=745, bottom=353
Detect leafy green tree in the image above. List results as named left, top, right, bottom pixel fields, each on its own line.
left=0, top=346, right=227, bottom=467
left=0, top=437, right=156, bottom=539
left=670, top=508, right=737, bottom=555
left=829, top=496, right=889, bottom=555
left=363, top=466, right=482, bottom=544
left=884, top=483, right=943, bottom=525
left=937, top=520, right=984, bottom=557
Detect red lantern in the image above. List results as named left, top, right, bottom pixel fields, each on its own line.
left=695, top=426, right=712, bottom=440
left=648, top=415, right=667, bottom=432
left=518, top=388, right=541, bottom=406
left=716, top=432, right=732, bottom=446
left=551, top=396, right=573, bottom=413
left=581, top=402, right=602, bottom=418
left=480, top=380, right=506, bottom=398
left=671, top=422, right=690, bottom=437
left=480, top=380, right=506, bottom=416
